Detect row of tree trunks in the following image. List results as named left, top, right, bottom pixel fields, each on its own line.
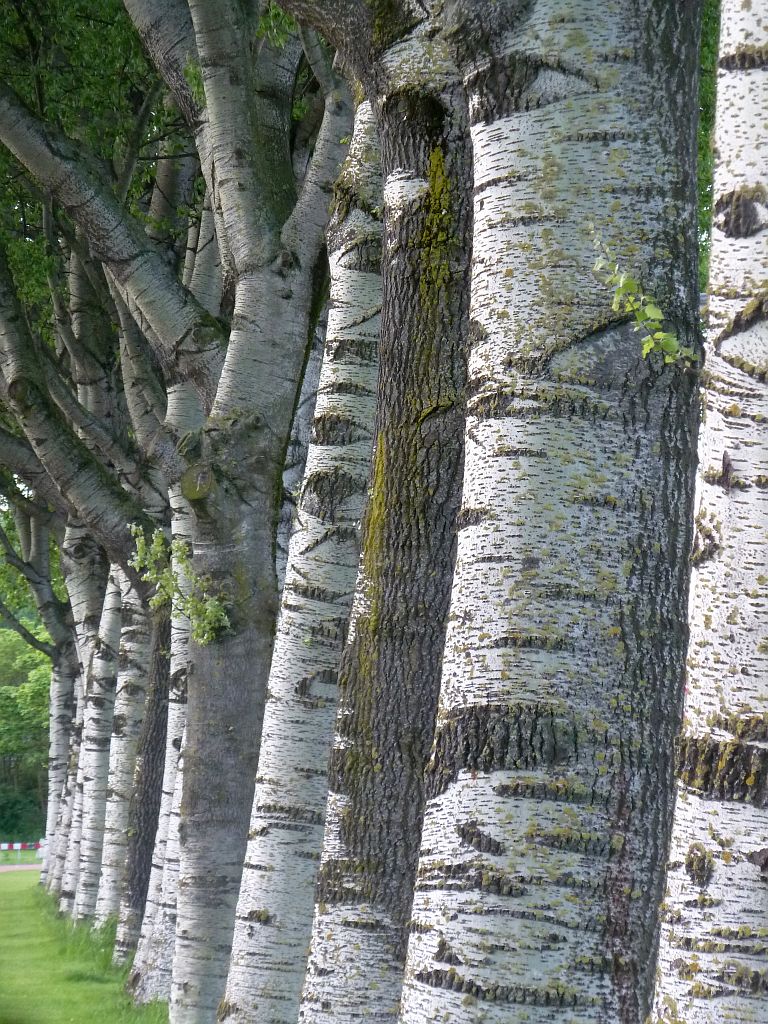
left=294, top=20, right=473, bottom=1019
left=222, top=98, right=382, bottom=1023
left=94, top=575, right=151, bottom=925
left=114, top=605, right=171, bottom=962
left=72, top=569, right=122, bottom=920
left=7, top=5, right=763, bottom=1024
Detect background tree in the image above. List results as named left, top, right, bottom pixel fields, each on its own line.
left=653, top=0, right=768, bottom=1019
left=0, top=2, right=352, bottom=1021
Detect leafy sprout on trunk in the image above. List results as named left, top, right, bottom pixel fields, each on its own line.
left=591, top=231, right=698, bottom=368
left=129, top=526, right=230, bottom=646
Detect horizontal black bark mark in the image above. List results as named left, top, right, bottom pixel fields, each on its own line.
left=414, top=968, right=591, bottom=1007
left=416, top=861, right=525, bottom=897
left=456, top=820, right=505, bottom=856
left=485, top=632, right=574, bottom=653
left=469, top=387, right=612, bottom=423
left=714, top=186, right=767, bottom=238
left=466, top=53, right=599, bottom=126
left=455, top=506, right=494, bottom=529
left=312, top=412, right=371, bottom=446
left=295, top=669, right=339, bottom=698
left=322, top=380, right=376, bottom=397
left=678, top=734, right=768, bottom=805
left=719, top=45, right=768, bottom=71
left=301, top=468, right=366, bottom=522
left=249, top=803, right=325, bottom=829
left=324, top=334, right=378, bottom=364
left=426, top=705, right=580, bottom=799
left=297, top=525, right=360, bottom=557
left=493, top=777, right=595, bottom=805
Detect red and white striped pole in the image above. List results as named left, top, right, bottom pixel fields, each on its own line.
left=0, top=841, right=43, bottom=863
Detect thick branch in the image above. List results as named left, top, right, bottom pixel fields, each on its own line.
left=0, top=82, right=224, bottom=409
left=281, top=69, right=353, bottom=265
left=188, top=2, right=297, bottom=272
left=0, top=423, right=68, bottom=518
left=41, top=349, right=147, bottom=487
left=0, top=251, right=152, bottom=570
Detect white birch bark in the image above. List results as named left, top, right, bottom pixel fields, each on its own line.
left=653, top=4, right=768, bottom=1020
left=42, top=655, right=79, bottom=884
left=48, top=746, right=76, bottom=896
left=189, top=197, right=223, bottom=319
left=130, top=383, right=201, bottom=999
left=132, top=735, right=186, bottom=1003
left=168, top=63, right=351, bottom=1024
left=57, top=524, right=108, bottom=913
left=276, top=317, right=325, bottom=592
left=73, top=569, right=123, bottom=920
left=94, top=572, right=151, bottom=925
left=397, top=4, right=701, bottom=1022
left=221, top=100, right=381, bottom=1024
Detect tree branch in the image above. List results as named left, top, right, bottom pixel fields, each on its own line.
left=0, top=249, right=153, bottom=570
left=0, top=81, right=224, bottom=409
left=0, top=596, right=54, bottom=658
left=0, top=422, right=69, bottom=519
left=281, top=64, right=353, bottom=266
left=123, top=0, right=202, bottom=128
left=115, top=79, right=165, bottom=202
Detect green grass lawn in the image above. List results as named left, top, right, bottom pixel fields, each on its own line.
left=0, top=849, right=40, bottom=866
left=0, top=871, right=167, bottom=1024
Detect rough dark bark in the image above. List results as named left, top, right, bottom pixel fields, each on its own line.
left=299, top=57, right=473, bottom=1023
left=114, top=606, right=171, bottom=963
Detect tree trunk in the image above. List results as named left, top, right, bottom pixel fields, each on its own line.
left=73, top=568, right=122, bottom=920
left=397, top=4, right=702, bottom=1023
left=114, top=605, right=171, bottom=963
left=169, top=512, right=278, bottom=1023
left=49, top=520, right=108, bottom=897
left=41, top=643, right=79, bottom=886
left=653, top=2, right=768, bottom=1019
left=131, top=734, right=186, bottom=1004
left=298, top=38, right=472, bottom=1023
left=167, top=150, right=347, bottom=1023
left=276, top=318, right=325, bottom=593
left=94, top=573, right=151, bottom=925
left=130, top=382, right=201, bottom=1001
left=222, top=98, right=381, bottom=1024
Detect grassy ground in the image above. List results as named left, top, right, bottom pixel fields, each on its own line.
left=0, top=870, right=167, bottom=1024
left=0, top=848, right=40, bottom=866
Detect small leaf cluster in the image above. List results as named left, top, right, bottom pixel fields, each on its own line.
left=257, top=2, right=297, bottom=48
left=592, top=239, right=697, bottom=367
left=182, top=59, right=206, bottom=109
left=129, top=526, right=230, bottom=646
